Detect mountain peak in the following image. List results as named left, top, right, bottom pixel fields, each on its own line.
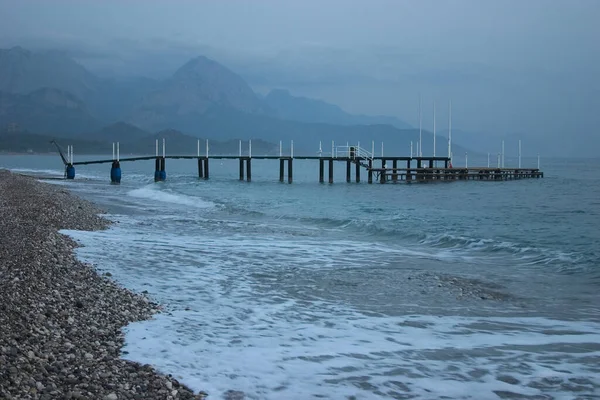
left=128, top=56, right=266, bottom=130
left=0, top=46, right=98, bottom=99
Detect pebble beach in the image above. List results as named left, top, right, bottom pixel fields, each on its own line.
left=0, top=170, right=205, bottom=400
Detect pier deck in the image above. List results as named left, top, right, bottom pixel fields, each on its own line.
left=56, top=141, right=543, bottom=184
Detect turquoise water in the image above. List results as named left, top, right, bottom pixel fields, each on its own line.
left=3, top=154, right=600, bottom=399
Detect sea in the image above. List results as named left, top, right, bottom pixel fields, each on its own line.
left=2, top=153, right=600, bottom=399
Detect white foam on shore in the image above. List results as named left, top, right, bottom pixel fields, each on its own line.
left=127, top=185, right=216, bottom=209
left=63, top=219, right=600, bottom=400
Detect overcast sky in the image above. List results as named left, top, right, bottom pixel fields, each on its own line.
left=1, top=0, right=598, bottom=154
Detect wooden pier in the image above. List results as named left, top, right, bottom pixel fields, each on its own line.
left=56, top=141, right=543, bottom=184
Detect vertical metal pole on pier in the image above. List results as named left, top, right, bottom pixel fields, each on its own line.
left=162, top=138, right=165, bottom=158
left=371, top=141, right=375, bottom=158
left=433, top=101, right=436, bottom=157
left=112, top=143, right=115, bottom=160
left=381, top=142, right=384, bottom=158
left=198, top=140, right=200, bottom=157
left=332, top=140, right=334, bottom=158
left=487, top=153, right=490, bottom=168
left=156, top=140, right=159, bottom=157
left=279, top=140, right=282, bottom=158
left=117, top=142, right=120, bottom=161
left=501, top=140, right=505, bottom=168
left=206, top=139, right=209, bottom=158
left=419, top=94, right=422, bottom=157
left=239, top=140, right=242, bottom=157
left=465, top=152, right=468, bottom=168
left=249, top=139, right=252, bottom=158
left=410, top=141, right=413, bottom=158
left=291, top=140, right=294, bottom=158
left=537, top=154, right=540, bottom=169
left=518, top=140, right=522, bottom=168
left=448, top=100, right=452, bottom=161
left=497, top=153, right=501, bottom=168
left=319, top=141, right=322, bottom=157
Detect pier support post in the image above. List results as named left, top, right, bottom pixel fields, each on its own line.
left=160, top=157, right=166, bottom=181
left=328, top=159, right=334, bottom=184
left=154, top=157, right=162, bottom=182
left=239, top=158, right=245, bottom=181
left=355, top=160, right=360, bottom=183
left=288, top=159, right=293, bottom=184
left=346, top=160, right=351, bottom=183
left=66, top=164, right=75, bottom=180
left=406, top=159, right=412, bottom=182
left=429, top=160, right=434, bottom=168
left=198, top=158, right=204, bottom=178
left=368, top=159, right=373, bottom=184
left=279, top=159, right=285, bottom=182
left=203, top=158, right=209, bottom=180
left=110, top=160, right=121, bottom=184
left=246, top=158, right=252, bottom=182
left=392, top=160, right=398, bottom=181
left=319, top=159, right=324, bottom=183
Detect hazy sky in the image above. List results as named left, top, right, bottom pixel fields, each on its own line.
left=1, top=0, right=599, bottom=154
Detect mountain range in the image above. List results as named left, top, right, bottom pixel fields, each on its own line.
left=0, top=46, right=471, bottom=157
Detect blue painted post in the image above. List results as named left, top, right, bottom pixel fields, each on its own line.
left=110, top=161, right=121, bottom=184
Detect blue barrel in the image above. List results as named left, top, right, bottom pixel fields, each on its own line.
left=110, top=167, right=122, bottom=184
left=66, top=165, right=75, bottom=179
left=159, top=170, right=167, bottom=181
left=154, top=170, right=161, bottom=182
left=110, top=161, right=121, bottom=184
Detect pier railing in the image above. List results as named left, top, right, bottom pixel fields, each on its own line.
left=334, top=144, right=374, bottom=164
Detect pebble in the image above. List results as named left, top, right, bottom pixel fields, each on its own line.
left=0, top=171, right=204, bottom=399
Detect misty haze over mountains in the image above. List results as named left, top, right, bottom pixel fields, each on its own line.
left=0, top=46, right=473, bottom=156
left=0, top=0, right=598, bottom=157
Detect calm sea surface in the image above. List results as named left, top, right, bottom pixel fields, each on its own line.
left=3, top=154, right=600, bottom=399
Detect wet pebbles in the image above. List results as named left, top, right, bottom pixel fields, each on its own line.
left=0, top=170, right=205, bottom=400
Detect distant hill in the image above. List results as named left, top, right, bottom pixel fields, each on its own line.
left=265, top=89, right=412, bottom=129
left=126, top=56, right=270, bottom=130
left=0, top=131, right=108, bottom=154
left=0, top=88, right=102, bottom=135
left=168, top=106, right=471, bottom=156
left=0, top=46, right=99, bottom=100
left=93, top=122, right=151, bottom=143
left=0, top=46, right=476, bottom=157
left=85, top=77, right=161, bottom=123
left=0, top=127, right=279, bottom=156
